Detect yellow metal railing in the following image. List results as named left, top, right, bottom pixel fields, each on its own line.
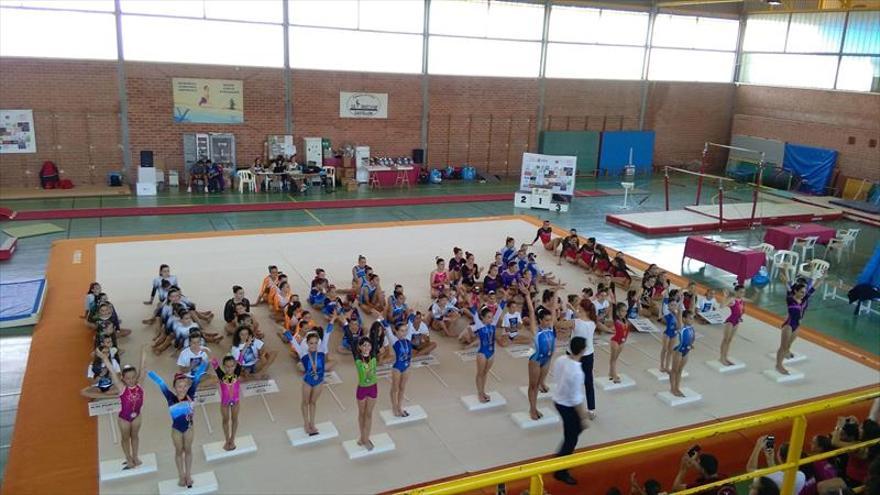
left=396, top=387, right=880, bottom=495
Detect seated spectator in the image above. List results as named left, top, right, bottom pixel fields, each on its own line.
left=39, top=160, right=60, bottom=189
left=630, top=473, right=665, bottom=495
left=832, top=400, right=880, bottom=489
left=802, top=435, right=845, bottom=495
left=189, top=159, right=207, bottom=192
left=747, top=435, right=806, bottom=494
left=864, top=457, right=879, bottom=495
left=749, top=477, right=781, bottom=495
left=207, top=160, right=224, bottom=193
left=672, top=448, right=736, bottom=495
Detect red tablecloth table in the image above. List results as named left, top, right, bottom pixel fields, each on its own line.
left=367, top=165, right=420, bottom=187
left=763, top=224, right=836, bottom=250
left=683, top=236, right=766, bottom=284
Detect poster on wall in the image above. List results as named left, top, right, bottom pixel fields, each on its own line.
left=520, top=152, right=577, bottom=196
left=172, top=78, right=243, bottom=124
left=339, top=92, right=388, bottom=119
left=0, top=110, right=36, bottom=154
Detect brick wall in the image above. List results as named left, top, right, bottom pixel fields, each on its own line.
left=732, top=85, right=880, bottom=182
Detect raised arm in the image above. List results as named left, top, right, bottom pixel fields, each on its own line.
left=522, top=285, right=537, bottom=334
left=491, top=300, right=507, bottom=326
left=342, top=323, right=359, bottom=360
left=137, top=346, right=147, bottom=384
left=187, top=362, right=209, bottom=397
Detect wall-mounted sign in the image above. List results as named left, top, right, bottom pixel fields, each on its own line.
left=173, top=78, right=243, bottom=124
left=0, top=109, right=36, bottom=154
left=339, top=92, right=388, bottom=119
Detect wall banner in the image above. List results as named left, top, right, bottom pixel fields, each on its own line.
left=339, top=92, right=388, bottom=119
left=0, top=109, right=36, bottom=154
left=173, top=78, right=243, bottom=124
left=519, top=152, right=577, bottom=196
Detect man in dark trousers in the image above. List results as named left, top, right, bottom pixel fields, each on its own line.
left=551, top=336, right=590, bottom=485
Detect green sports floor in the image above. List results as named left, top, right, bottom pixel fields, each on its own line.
left=0, top=176, right=877, bottom=482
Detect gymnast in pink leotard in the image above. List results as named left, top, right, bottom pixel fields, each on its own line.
left=429, top=258, right=450, bottom=298
left=719, top=284, right=746, bottom=366
left=102, top=348, right=146, bottom=470
left=211, top=354, right=244, bottom=451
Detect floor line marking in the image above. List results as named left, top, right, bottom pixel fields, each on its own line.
left=304, top=209, right=324, bottom=225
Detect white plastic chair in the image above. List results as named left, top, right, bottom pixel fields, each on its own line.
left=322, top=166, right=336, bottom=191
left=237, top=170, right=256, bottom=193
left=823, top=237, right=848, bottom=263
left=749, top=243, right=776, bottom=271
left=797, top=259, right=830, bottom=280
left=771, top=250, right=800, bottom=281
left=168, top=170, right=179, bottom=188
left=791, top=236, right=819, bottom=261
left=837, top=228, right=861, bottom=253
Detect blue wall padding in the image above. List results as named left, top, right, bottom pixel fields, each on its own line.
left=599, top=131, right=655, bottom=175
left=782, top=143, right=837, bottom=195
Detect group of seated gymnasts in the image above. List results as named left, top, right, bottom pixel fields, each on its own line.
left=77, top=220, right=820, bottom=489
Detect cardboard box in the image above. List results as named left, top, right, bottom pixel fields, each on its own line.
left=343, top=156, right=353, bottom=169
left=344, top=179, right=358, bottom=192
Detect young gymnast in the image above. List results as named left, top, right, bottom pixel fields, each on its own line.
left=659, top=289, right=681, bottom=374
left=524, top=286, right=557, bottom=420
left=211, top=353, right=245, bottom=450
left=386, top=289, right=410, bottom=327
left=231, top=327, right=277, bottom=379
left=144, top=264, right=179, bottom=306
left=223, top=286, right=250, bottom=333
left=696, top=288, right=719, bottom=314
left=670, top=310, right=695, bottom=397
left=448, top=247, right=465, bottom=283
left=593, top=287, right=613, bottom=334
left=289, top=321, right=337, bottom=435
left=500, top=260, right=521, bottom=293
left=176, top=330, right=210, bottom=376
left=429, top=294, right=460, bottom=338
left=385, top=321, right=414, bottom=417
left=626, top=289, right=640, bottom=320
left=719, top=285, right=745, bottom=366
left=558, top=229, right=580, bottom=265
left=522, top=253, right=565, bottom=288
left=103, top=347, right=146, bottom=469
left=429, top=258, right=450, bottom=298
left=609, top=252, right=633, bottom=289
left=308, top=277, right=329, bottom=309
left=148, top=363, right=208, bottom=488
left=576, top=238, right=597, bottom=271
left=343, top=325, right=383, bottom=450
left=531, top=220, right=560, bottom=252
left=574, top=298, right=597, bottom=418
left=482, top=265, right=501, bottom=295
left=775, top=279, right=820, bottom=375
left=352, top=255, right=369, bottom=291
left=497, top=300, right=531, bottom=347
left=89, top=301, right=132, bottom=337
left=359, top=274, right=385, bottom=314
left=407, top=312, right=438, bottom=357
left=257, top=265, right=280, bottom=305
left=465, top=296, right=506, bottom=403
left=608, top=302, right=630, bottom=384
left=82, top=335, right=121, bottom=399
left=84, top=282, right=101, bottom=319
left=501, top=236, right=517, bottom=265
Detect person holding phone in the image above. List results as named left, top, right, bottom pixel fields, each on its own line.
left=672, top=447, right=736, bottom=495
left=747, top=435, right=806, bottom=494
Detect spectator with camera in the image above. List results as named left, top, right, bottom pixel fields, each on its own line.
left=747, top=434, right=807, bottom=494
left=671, top=446, right=736, bottom=495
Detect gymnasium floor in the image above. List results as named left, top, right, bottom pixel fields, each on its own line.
left=1, top=177, right=878, bottom=486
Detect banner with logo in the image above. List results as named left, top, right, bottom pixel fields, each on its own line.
left=172, top=78, right=243, bottom=124
left=339, top=92, right=388, bottom=119
left=0, top=109, right=36, bottom=154
left=520, top=152, right=577, bottom=196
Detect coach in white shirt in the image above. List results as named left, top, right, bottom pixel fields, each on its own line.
left=551, top=336, right=590, bottom=486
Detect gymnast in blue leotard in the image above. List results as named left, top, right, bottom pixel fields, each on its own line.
left=522, top=285, right=558, bottom=420
left=669, top=310, right=694, bottom=398
left=659, top=289, right=680, bottom=375
left=290, top=322, right=336, bottom=436
left=147, top=362, right=207, bottom=488
left=385, top=321, right=415, bottom=417
left=466, top=298, right=505, bottom=403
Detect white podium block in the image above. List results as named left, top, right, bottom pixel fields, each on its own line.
left=505, top=345, right=534, bottom=358
left=461, top=391, right=506, bottom=411
left=455, top=349, right=478, bottom=362
left=646, top=368, right=689, bottom=381
left=380, top=405, right=427, bottom=427
left=762, top=368, right=804, bottom=383
left=511, top=408, right=559, bottom=429
left=514, top=191, right=533, bottom=209
left=518, top=384, right=554, bottom=401
left=342, top=433, right=395, bottom=460
left=100, top=453, right=158, bottom=482
left=598, top=373, right=636, bottom=391
left=158, top=471, right=218, bottom=495
left=136, top=182, right=157, bottom=196
left=202, top=435, right=257, bottom=462
left=766, top=352, right=807, bottom=365
left=656, top=388, right=702, bottom=407
left=705, top=359, right=746, bottom=373
left=138, top=166, right=157, bottom=183
left=287, top=422, right=339, bottom=447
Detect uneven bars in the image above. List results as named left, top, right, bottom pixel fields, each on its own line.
left=665, top=166, right=737, bottom=182
left=706, top=142, right=766, bottom=158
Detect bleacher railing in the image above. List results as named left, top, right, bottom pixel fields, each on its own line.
left=395, top=388, right=880, bottom=495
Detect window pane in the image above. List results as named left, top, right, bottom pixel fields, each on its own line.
left=487, top=1, right=543, bottom=41
left=546, top=43, right=644, bottom=80
left=648, top=48, right=734, bottom=82
left=597, top=9, right=649, bottom=46
left=843, top=11, right=880, bottom=54
left=836, top=56, right=880, bottom=92
left=121, top=0, right=204, bottom=17
left=549, top=5, right=600, bottom=43
left=289, top=0, right=358, bottom=29
left=0, top=0, right=113, bottom=11
left=205, top=0, right=282, bottom=23
left=0, top=8, right=116, bottom=59
left=743, top=14, right=788, bottom=52
left=740, top=53, right=838, bottom=89
left=430, top=0, right=488, bottom=37
left=786, top=12, right=845, bottom=53
left=291, top=27, right=422, bottom=73
left=123, top=15, right=284, bottom=67
left=653, top=14, right=738, bottom=50
left=359, top=0, right=424, bottom=33
left=428, top=36, right=540, bottom=77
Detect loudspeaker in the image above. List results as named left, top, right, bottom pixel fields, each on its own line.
left=140, top=150, right=154, bottom=167
left=412, top=149, right=424, bottom=164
